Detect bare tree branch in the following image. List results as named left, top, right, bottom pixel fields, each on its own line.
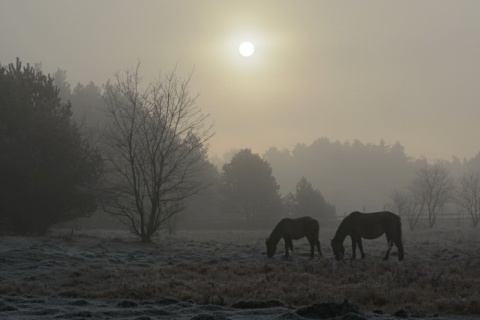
left=454, top=172, right=480, bottom=227
left=101, top=64, right=213, bottom=242
left=412, top=165, right=453, bottom=228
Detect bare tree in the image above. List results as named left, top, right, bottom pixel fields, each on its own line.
left=412, top=165, right=453, bottom=228
left=453, top=172, right=480, bottom=227
left=102, top=64, right=213, bottom=242
left=389, top=189, right=424, bottom=230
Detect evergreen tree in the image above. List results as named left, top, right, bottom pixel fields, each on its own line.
left=222, top=149, right=282, bottom=225
left=0, top=58, right=103, bottom=235
left=287, top=177, right=335, bottom=221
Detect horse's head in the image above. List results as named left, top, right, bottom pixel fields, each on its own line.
left=265, top=237, right=276, bottom=258
left=331, top=239, right=345, bottom=261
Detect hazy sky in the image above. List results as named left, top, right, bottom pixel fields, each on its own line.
left=2, top=1, right=480, bottom=161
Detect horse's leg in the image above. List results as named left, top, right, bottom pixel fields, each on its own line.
left=284, top=237, right=295, bottom=259
left=306, top=235, right=317, bottom=259
left=350, top=236, right=357, bottom=260
left=316, top=240, right=322, bottom=257
left=284, top=238, right=290, bottom=259
left=357, top=237, right=365, bottom=259
left=394, top=237, right=405, bottom=261
left=289, top=238, right=295, bottom=258
left=383, top=236, right=393, bottom=261
left=308, top=240, right=315, bottom=259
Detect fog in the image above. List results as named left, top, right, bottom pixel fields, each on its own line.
left=2, top=1, right=480, bottom=163
left=4, top=4, right=480, bottom=317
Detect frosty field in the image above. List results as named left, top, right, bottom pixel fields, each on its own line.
left=0, top=224, right=479, bottom=319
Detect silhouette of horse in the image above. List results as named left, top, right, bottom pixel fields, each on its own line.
left=266, top=216, right=322, bottom=259
left=331, top=211, right=404, bottom=261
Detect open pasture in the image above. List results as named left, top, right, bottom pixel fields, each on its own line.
left=0, top=224, right=479, bottom=319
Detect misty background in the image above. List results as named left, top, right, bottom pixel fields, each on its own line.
left=2, top=1, right=480, bottom=232
left=39, top=71, right=480, bottom=231
left=2, top=1, right=480, bottom=162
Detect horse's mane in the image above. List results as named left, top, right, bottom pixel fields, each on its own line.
left=268, top=219, right=284, bottom=245
left=333, top=211, right=360, bottom=241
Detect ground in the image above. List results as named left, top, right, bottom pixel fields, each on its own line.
left=0, top=223, right=479, bottom=319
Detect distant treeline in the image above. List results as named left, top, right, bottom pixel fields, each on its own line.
left=51, top=69, right=480, bottom=230
left=263, top=138, right=480, bottom=218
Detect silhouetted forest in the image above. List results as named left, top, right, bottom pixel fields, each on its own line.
left=7, top=64, right=480, bottom=232
left=64, top=70, right=480, bottom=228
left=265, top=139, right=480, bottom=217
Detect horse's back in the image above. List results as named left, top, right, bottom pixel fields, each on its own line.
left=297, top=216, right=319, bottom=231
left=282, top=216, right=319, bottom=239
left=281, top=216, right=318, bottom=226
left=376, top=211, right=401, bottom=226
left=347, top=211, right=400, bottom=239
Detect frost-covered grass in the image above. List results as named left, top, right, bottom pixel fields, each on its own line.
left=0, top=225, right=479, bottom=316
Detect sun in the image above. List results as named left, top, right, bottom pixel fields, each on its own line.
left=239, top=41, right=255, bottom=57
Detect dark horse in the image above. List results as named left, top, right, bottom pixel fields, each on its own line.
left=331, top=211, right=404, bottom=261
left=266, top=216, right=322, bottom=259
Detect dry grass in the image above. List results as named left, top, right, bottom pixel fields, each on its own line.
left=1, top=225, right=480, bottom=316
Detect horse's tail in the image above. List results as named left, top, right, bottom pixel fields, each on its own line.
left=396, top=214, right=404, bottom=261
left=313, top=219, right=320, bottom=237
left=313, top=219, right=322, bottom=256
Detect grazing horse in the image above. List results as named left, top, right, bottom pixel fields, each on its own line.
left=266, top=216, right=322, bottom=259
left=331, top=211, right=404, bottom=261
